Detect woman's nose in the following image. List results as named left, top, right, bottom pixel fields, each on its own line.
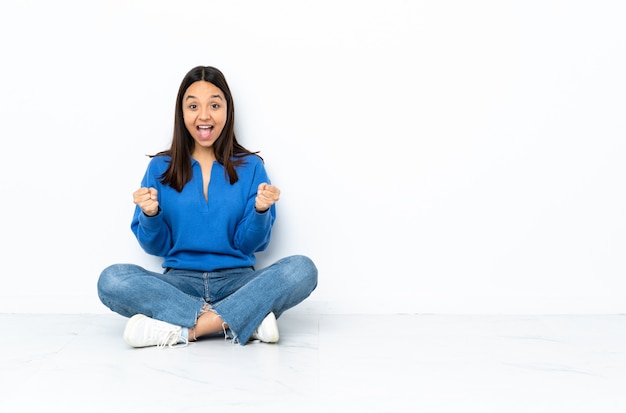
left=199, top=107, right=212, bottom=120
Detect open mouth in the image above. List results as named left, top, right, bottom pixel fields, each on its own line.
left=197, top=125, right=214, bottom=139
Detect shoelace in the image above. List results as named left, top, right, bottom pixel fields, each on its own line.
left=154, top=328, right=188, bottom=349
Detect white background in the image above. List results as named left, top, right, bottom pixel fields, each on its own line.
left=1, top=0, right=624, bottom=314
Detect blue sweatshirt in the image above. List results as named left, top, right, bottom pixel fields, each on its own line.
left=131, top=154, right=276, bottom=272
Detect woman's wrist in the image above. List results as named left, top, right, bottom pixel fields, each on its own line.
left=143, top=207, right=161, bottom=217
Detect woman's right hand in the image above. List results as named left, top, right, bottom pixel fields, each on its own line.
left=133, top=187, right=159, bottom=216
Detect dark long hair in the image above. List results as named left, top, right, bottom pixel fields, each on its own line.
left=152, top=66, right=259, bottom=191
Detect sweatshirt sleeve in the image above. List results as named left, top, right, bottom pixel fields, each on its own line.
left=233, top=157, right=276, bottom=255
left=130, top=159, right=173, bottom=257
left=131, top=207, right=172, bottom=257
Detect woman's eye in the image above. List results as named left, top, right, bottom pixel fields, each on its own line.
left=189, top=104, right=197, bottom=110
left=211, top=103, right=220, bottom=109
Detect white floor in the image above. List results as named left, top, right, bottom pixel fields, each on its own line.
left=3, top=313, right=626, bottom=412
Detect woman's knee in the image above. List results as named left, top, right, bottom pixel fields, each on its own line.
left=283, top=255, right=318, bottom=289
left=97, top=263, right=140, bottom=295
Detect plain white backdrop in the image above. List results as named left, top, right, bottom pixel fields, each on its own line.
left=0, top=0, right=624, bottom=314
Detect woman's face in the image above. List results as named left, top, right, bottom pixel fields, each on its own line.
left=182, top=80, right=227, bottom=152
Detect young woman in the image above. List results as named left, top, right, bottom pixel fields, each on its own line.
left=97, top=66, right=318, bottom=348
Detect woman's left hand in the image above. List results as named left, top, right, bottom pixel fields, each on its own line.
left=255, top=183, right=280, bottom=212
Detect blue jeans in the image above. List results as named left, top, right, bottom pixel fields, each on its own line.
left=97, top=255, right=318, bottom=345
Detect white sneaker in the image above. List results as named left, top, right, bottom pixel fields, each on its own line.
left=123, top=314, right=188, bottom=349
left=251, top=312, right=279, bottom=343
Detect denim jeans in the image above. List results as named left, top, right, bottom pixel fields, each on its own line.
left=97, top=255, right=318, bottom=345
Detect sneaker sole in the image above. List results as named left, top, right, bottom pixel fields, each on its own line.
left=257, top=312, right=279, bottom=343
left=123, top=314, right=148, bottom=347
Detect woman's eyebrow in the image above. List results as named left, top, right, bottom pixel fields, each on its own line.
left=185, top=94, right=223, bottom=100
